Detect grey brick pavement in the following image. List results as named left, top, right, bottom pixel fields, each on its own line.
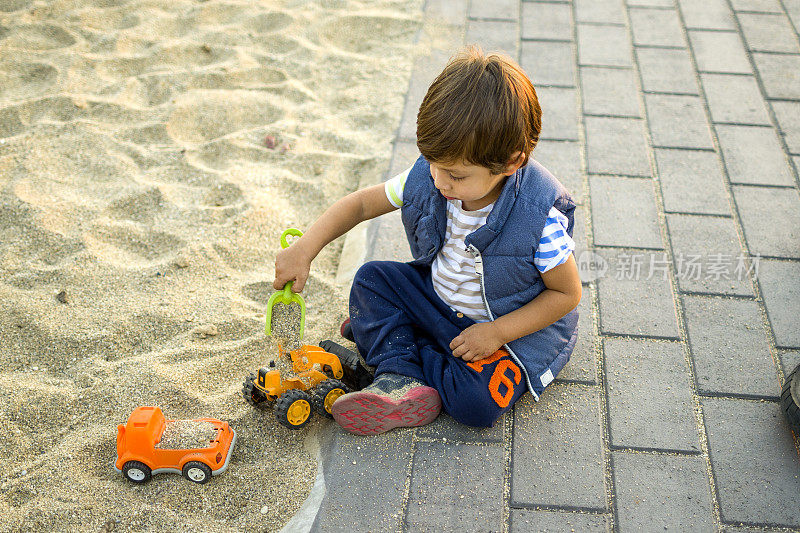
left=310, top=1, right=800, bottom=531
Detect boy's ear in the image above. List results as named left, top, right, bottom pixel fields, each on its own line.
left=503, top=151, right=526, bottom=176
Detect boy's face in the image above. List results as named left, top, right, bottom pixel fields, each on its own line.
left=429, top=153, right=522, bottom=211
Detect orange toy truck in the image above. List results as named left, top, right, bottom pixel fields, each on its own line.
left=114, top=406, right=236, bottom=484
left=243, top=343, right=353, bottom=429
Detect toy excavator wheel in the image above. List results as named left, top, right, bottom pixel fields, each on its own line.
left=242, top=374, right=272, bottom=409
left=275, top=389, right=312, bottom=429
left=182, top=461, right=212, bottom=484
left=122, top=461, right=152, bottom=484
left=312, top=379, right=349, bottom=418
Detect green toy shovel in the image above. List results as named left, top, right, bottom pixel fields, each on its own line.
left=265, top=228, right=306, bottom=341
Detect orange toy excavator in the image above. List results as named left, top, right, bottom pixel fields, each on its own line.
left=242, top=344, right=351, bottom=429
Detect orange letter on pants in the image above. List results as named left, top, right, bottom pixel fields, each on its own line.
left=466, top=349, right=509, bottom=373
left=489, top=360, right=522, bottom=408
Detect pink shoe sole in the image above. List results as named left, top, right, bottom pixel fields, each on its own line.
left=331, top=386, right=442, bottom=435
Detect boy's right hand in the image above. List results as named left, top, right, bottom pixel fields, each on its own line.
left=273, top=240, right=313, bottom=293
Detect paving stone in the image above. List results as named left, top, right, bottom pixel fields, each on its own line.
left=636, top=47, right=698, bottom=94
left=724, top=526, right=776, bottom=533
left=313, top=429, right=413, bottom=531
left=373, top=146, right=418, bottom=260
left=629, top=7, right=686, bottom=47
left=683, top=295, right=778, bottom=397
left=739, top=13, right=800, bottom=53
left=417, top=411, right=504, bottom=442
left=745, top=178, right=800, bottom=244
left=666, top=214, right=753, bottom=296
left=571, top=204, right=589, bottom=261
left=595, top=248, right=681, bottom=338
left=717, top=125, right=795, bottom=186
left=781, top=350, right=800, bottom=378
left=466, top=19, right=519, bottom=57
left=590, top=175, right=663, bottom=249
left=734, top=186, right=800, bottom=259
left=730, top=0, right=784, bottom=13
left=702, top=397, right=800, bottom=527
left=537, top=86, right=579, bottom=141
left=387, top=139, right=420, bottom=177
left=577, top=24, right=633, bottom=67
left=604, top=337, right=698, bottom=450
left=612, top=452, right=714, bottom=531
left=627, top=0, right=676, bottom=6
left=521, top=2, right=573, bottom=41
left=469, top=0, right=518, bottom=20
left=678, top=0, right=736, bottom=30
left=645, top=93, right=714, bottom=149
left=533, top=140, right=584, bottom=204
left=520, top=41, right=576, bottom=87
left=398, top=50, right=452, bottom=140
left=405, top=440, right=505, bottom=531
left=575, top=0, right=625, bottom=24
left=366, top=210, right=414, bottom=263
left=787, top=0, right=800, bottom=31
left=757, top=259, right=800, bottom=348
left=580, top=66, right=641, bottom=117
left=753, top=53, right=800, bottom=100
left=510, top=509, right=610, bottom=532
left=771, top=101, right=800, bottom=154
left=511, top=383, right=607, bottom=510
left=425, top=0, right=468, bottom=26
left=584, top=116, right=651, bottom=176
left=689, top=30, right=752, bottom=74
left=654, top=148, right=731, bottom=216
left=700, top=74, right=771, bottom=125
left=558, top=286, right=596, bottom=383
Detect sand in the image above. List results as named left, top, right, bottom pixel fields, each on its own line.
left=0, top=0, right=425, bottom=530
left=155, top=420, right=217, bottom=450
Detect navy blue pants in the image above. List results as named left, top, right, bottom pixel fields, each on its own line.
left=349, top=261, right=528, bottom=427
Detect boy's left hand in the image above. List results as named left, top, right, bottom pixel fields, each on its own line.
left=450, top=322, right=505, bottom=362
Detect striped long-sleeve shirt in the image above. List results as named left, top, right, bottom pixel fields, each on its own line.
left=385, top=167, right=575, bottom=322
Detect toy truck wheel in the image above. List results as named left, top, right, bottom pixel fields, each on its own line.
left=122, top=461, right=152, bottom=483
left=781, top=363, right=800, bottom=433
left=182, top=461, right=212, bottom=484
left=242, top=374, right=272, bottom=409
left=275, top=389, right=312, bottom=429
left=312, top=379, right=349, bottom=418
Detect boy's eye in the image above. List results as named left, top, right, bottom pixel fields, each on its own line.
left=449, top=173, right=465, bottom=181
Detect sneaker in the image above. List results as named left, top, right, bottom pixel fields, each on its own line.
left=331, top=372, right=441, bottom=435
left=340, top=318, right=354, bottom=342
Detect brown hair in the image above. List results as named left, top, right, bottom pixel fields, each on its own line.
left=416, top=45, right=542, bottom=175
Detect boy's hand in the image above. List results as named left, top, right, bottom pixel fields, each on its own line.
left=449, top=322, right=505, bottom=362
left=273, top=240, right=313, bottom=293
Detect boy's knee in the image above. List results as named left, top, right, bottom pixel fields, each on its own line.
left=352, top=262, right=385, bottom=297
left=353, top=260, right=399, bottom=286
left=354, top=261, right=381, bottom=282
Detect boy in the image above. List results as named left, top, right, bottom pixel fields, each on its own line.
left=273, top=46, right=581, bottom=435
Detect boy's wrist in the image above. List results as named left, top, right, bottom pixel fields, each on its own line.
left=490, top=319, right=514, bottom=346
left=294, top=235, right=321, bottom=261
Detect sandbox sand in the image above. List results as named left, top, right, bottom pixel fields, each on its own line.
left=0, top=0, right=425, bottom=530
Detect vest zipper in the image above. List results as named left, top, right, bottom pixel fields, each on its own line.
left=466, top=244, right=540, bottom=401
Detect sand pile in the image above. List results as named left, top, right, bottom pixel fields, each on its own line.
left=155, top=420, right=217, bottom=450
left=0, top=0, right=424, bottom=530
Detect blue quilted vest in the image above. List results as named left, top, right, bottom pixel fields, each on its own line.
left=400, top=155, right=579, bottom=400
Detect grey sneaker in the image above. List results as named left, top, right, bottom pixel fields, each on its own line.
left=331, top=373, right=441, bottom=435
